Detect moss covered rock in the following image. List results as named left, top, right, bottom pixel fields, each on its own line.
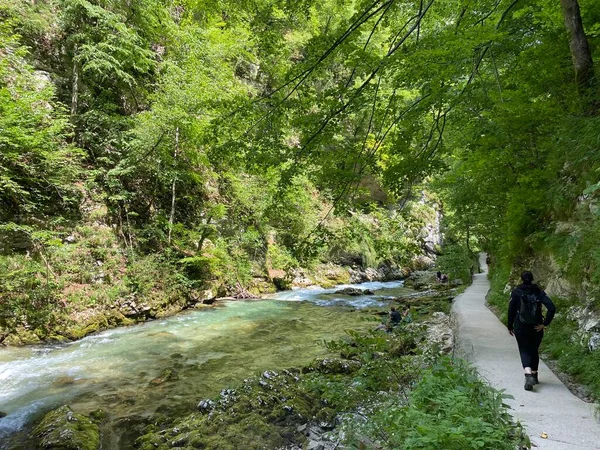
left=303, top=357, right=362, bottom=375
left=33, top=405, right=100, bottom=450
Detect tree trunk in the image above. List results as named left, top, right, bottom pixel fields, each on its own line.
left=465, top=222, right=472, bottom=255
left=168, top=127, right=179, bottom=244
left=560, top=0, right=595, bottom=91
left=71, top=46, right=79, bottom=117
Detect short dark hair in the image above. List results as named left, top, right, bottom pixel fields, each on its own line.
left=390, top=307, right=396, bottom=311
left=521, top=271, right=534, bottom=284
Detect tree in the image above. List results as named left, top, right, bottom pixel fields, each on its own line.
left=560, top=0, right=595, bottom=93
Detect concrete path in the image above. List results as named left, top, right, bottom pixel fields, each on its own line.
left=452, top=254, right=600, bottom=450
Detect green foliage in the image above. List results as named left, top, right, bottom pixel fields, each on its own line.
left=541, top=297, right=600, bottom=402
left=0, top=254, right=59, bottom=336
left=0, top=6, right=82, bottom=222
left=437, top=242, right=478, bottom=284
left=343, top=357, right=524, bottom=450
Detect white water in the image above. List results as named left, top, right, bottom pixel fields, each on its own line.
left=0, top=280, right=407, bottom=448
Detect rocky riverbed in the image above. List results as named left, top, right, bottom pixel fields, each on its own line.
left=9, top=271, right=459, bottom=450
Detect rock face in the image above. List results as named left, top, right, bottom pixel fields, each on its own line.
left=588, top=333, right=600, bottom=352
left=519, top=252, right=600, bottom=352
left=416, top=312, right=454, bottom=355
left=567, top=305, right=600, bottom=352
left=33, top=405, right=100, bottom=450
left=348, top=265, right=408, bottom=284
left=328, top=287, right=374, bottom=296
left=402, top=270, right=437, bottom=290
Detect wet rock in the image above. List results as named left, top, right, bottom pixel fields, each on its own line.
left=217, top=388, right=237, bottom=407
left=89, top=409, right=107, bottom=424
left=197, top=399, right=215, bottom=412
left=33, top=405, right=100, bottom=450
left=149, top=368, right=178, bottom=386
left=258, top=380, right=272, bottom=389
left=303, top=358, right=362, bottom=375
left=329, top=287, right=374, bottom=296
left=52, top=376, right=77, bottom=387
left=0, top=411, right=6, bottom=418
left=262, top=370, right=278, bottom=380
left=348, top=267, right=384, bottom=283
left=290, top=268, right=314, bottom=287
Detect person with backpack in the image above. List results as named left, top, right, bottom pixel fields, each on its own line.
left=507, top=271, right=556, bottom=391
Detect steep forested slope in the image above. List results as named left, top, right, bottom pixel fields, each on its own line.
left=1, top=0, right=599, bottom=374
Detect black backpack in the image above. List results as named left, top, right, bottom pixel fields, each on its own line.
left=518, top=291, right=539, bottom=324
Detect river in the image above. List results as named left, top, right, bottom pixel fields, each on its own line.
left=0, top=280, right=410, bottom=449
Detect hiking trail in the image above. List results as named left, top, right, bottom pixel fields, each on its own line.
left=453, top=253, right=600, bottom=450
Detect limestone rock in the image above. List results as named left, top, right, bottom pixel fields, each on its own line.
left=33, top=405, right=100, bottom=450
left=303, top=358, right=362, bottom=375
left=423, top=312, right=454, bottom=354
left=329, top=287, right=374, bottom=296
left=588, top=333, right=600, bottom=352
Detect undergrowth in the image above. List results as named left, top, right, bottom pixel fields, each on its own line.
left=136, top=323, right=525, bottom=450
left=343, top=358, right=525, bottom=450
left=540, top=297, right=600, bottom=402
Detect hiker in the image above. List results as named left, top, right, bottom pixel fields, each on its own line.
left=390, top=307, right=402, bottom=326
left=436, top=271, right=442, bottom=282
left=507, top=271, right=556, bottom=391
left=375, top=307, right=402, bottom=331
left=401, top=305, right=412, bottom=323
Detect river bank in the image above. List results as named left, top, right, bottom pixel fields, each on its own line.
left=0, top=271, right=481, bottom=449
left=0, top=271, right=527, bottom=450
left=0, top=257, right=428, bottom=347
left=0, top=277, right=414, bottom=448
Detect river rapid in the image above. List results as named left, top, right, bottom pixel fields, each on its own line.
left=0, top=280, right=411, bottom=449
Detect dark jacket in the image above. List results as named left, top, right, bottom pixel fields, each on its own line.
left=390, top=310, right=402, bottom=325
left=507, top=283, right=556, bottom=331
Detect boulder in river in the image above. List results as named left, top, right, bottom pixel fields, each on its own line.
left=329, top=287, right=374, bottom=296
left=33, top=405, right=100, bottom=450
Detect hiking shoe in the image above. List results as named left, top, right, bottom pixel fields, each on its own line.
left=524, top=374, right=535, bottom=391
left=532, top=373, right=539, bottom=385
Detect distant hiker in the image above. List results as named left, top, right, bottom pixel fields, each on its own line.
left=390, top=307, right=402, bottom=326
left=401, top=305, right=412, bottom=323
left=507, top=271, right=556, bottom=391
left=436, top=271, right=442, bottom=282
left=375, top=307, right=402, bottom=331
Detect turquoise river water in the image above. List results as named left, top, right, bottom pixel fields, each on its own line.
left=0, top=280, right=410, bottom=449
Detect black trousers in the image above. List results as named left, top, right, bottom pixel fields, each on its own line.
left=514, top=327, right=544, bottom=370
